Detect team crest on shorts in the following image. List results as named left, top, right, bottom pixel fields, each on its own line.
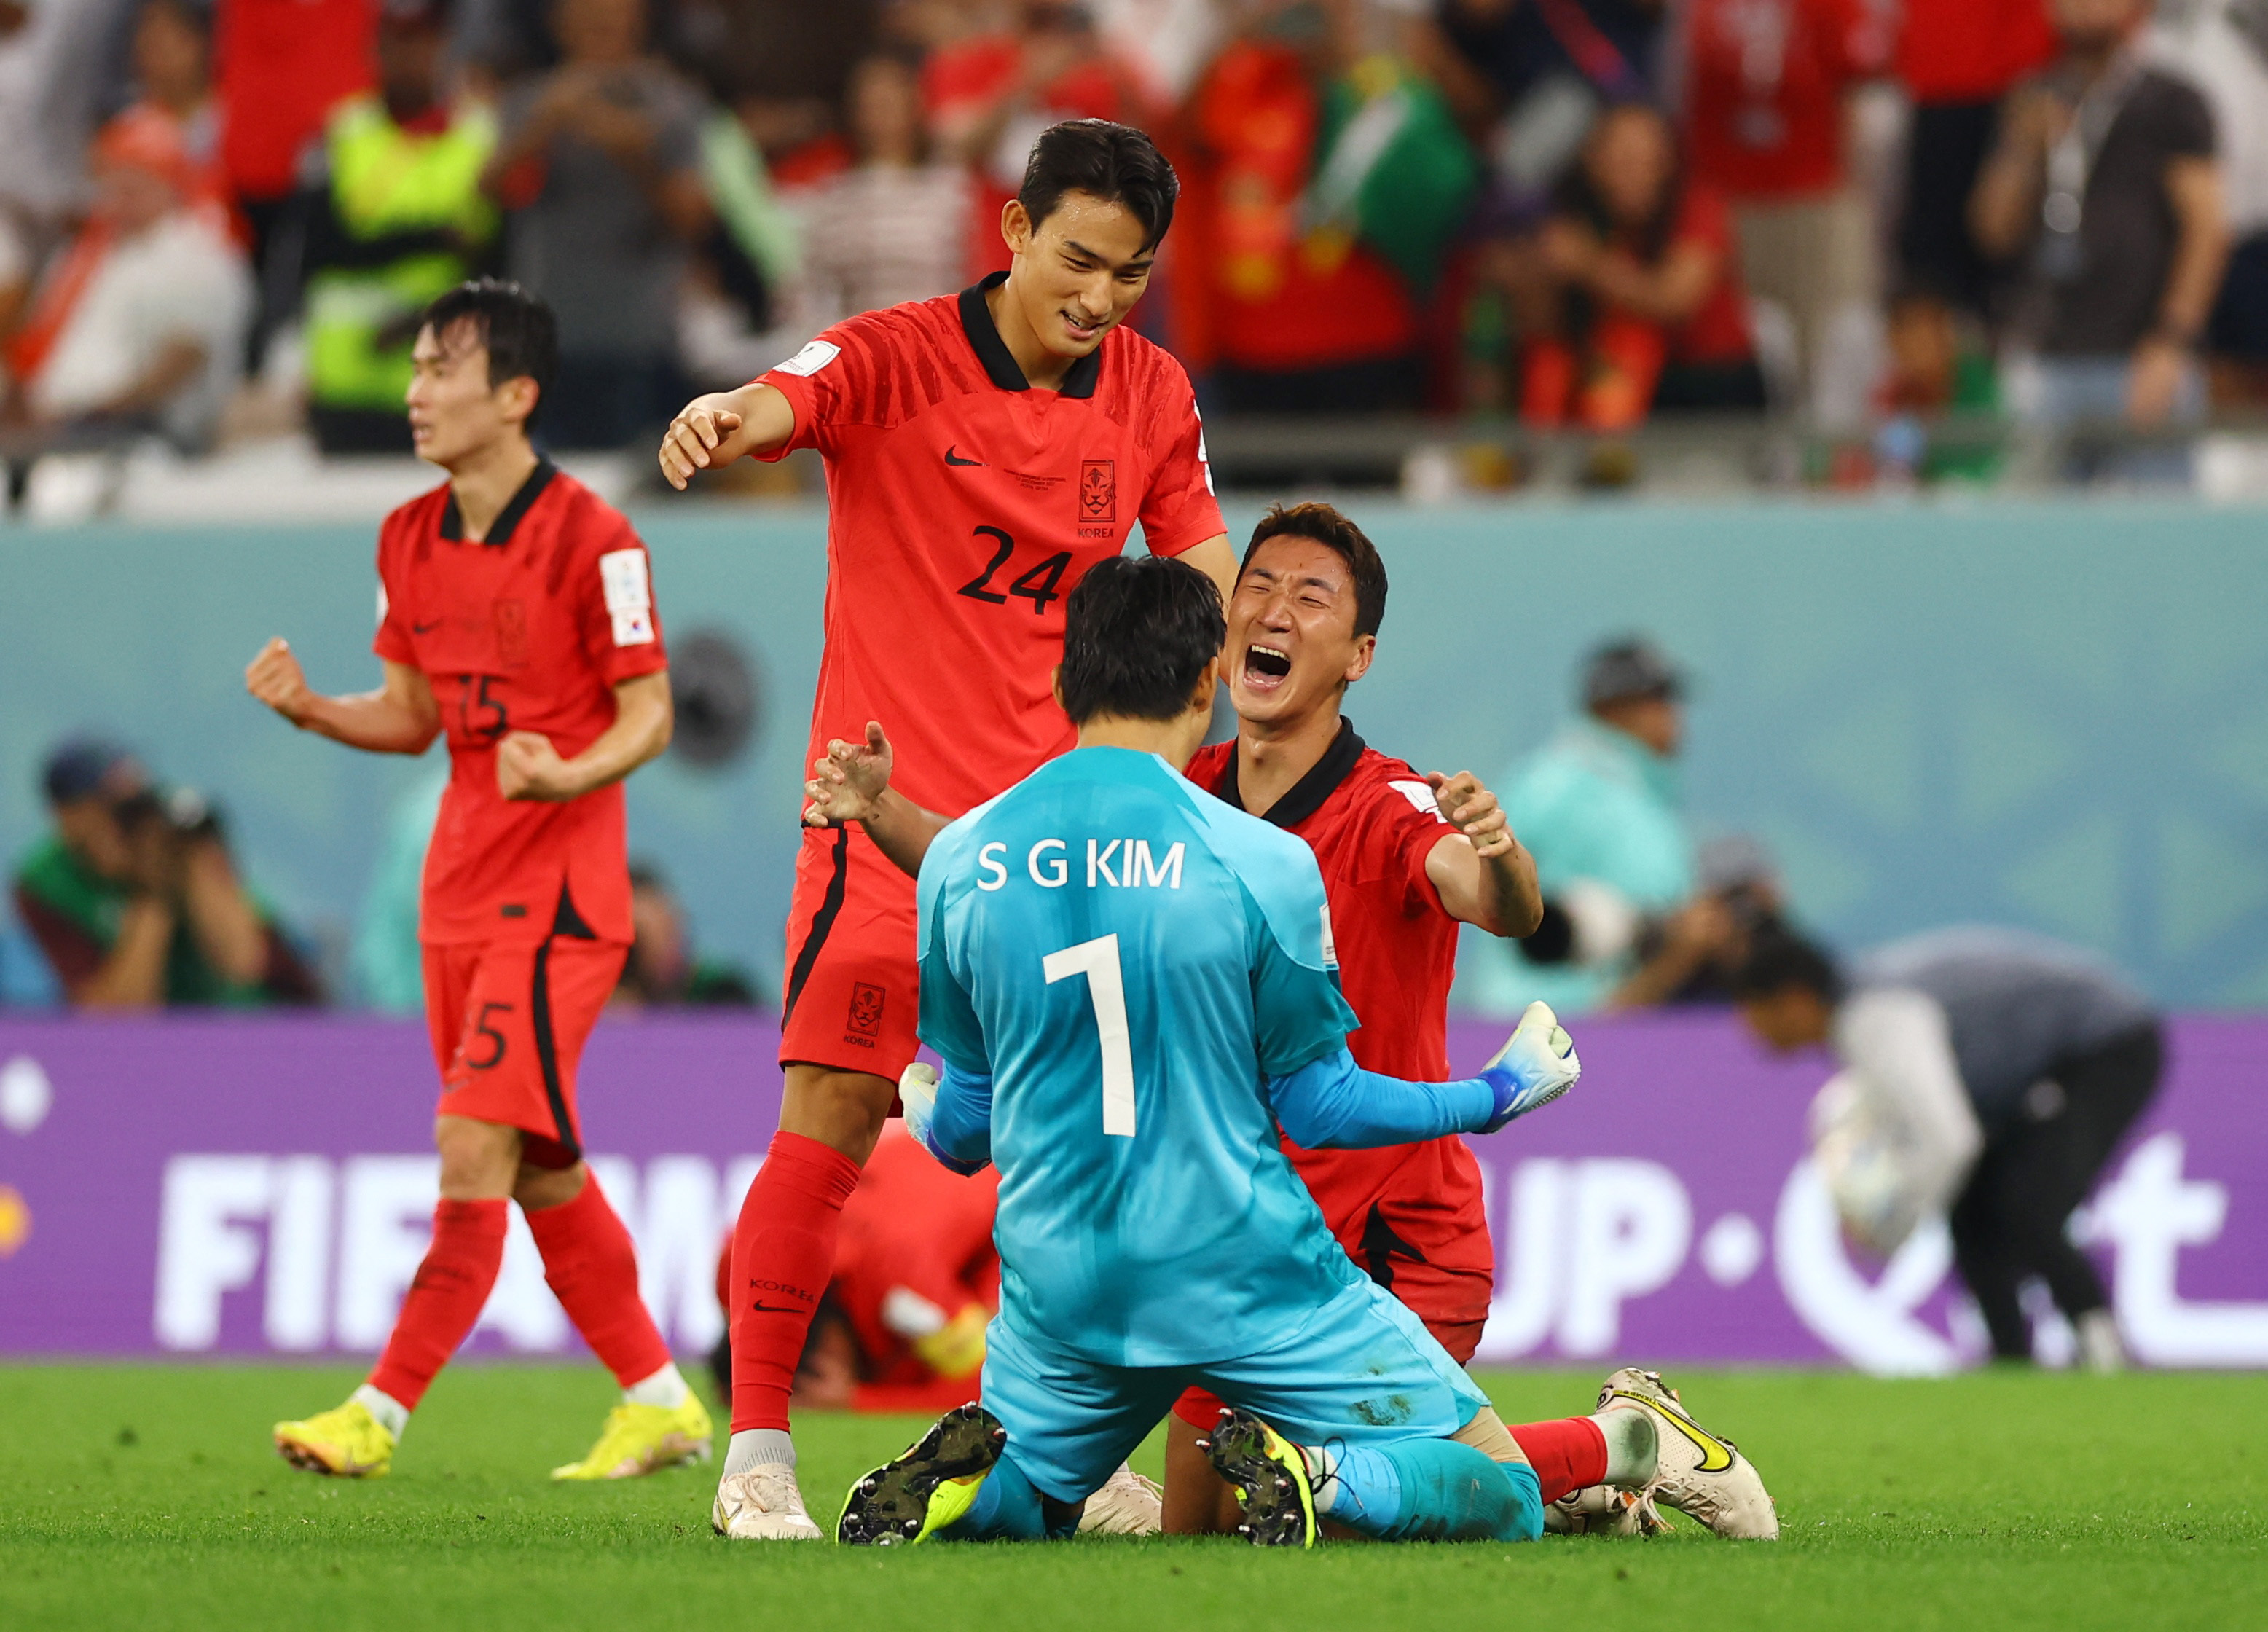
left=847, top=982, right=886, bottom=1041
left=1079, top=459, right=1116, bottom=525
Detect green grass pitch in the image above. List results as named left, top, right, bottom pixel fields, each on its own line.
left=1, top=1363, right=2263, bottom=1631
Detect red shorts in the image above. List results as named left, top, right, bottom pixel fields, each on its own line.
left=779, top=823, right=922, bottom=1080
left=423, top=936, right=627, bottom=1167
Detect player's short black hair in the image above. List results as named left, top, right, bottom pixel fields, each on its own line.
left=419, top=278, right=558, bottom=417
left=1059, top=554, right=1223, bottom=726
left=1730, top=925, right=1843, bottom=1003
left=1241, top=502, right=1389, bottom=640
left=1018, top=119, right=1179, bottom=254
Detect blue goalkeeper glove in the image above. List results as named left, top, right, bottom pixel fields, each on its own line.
left=1477, top=1001, right=1581, bottom=1133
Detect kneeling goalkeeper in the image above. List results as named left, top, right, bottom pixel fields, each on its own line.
left=836, top=554, right=1582, bottom=1547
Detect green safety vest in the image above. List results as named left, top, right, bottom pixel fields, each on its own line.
left=305, top=95, right=499, bottom=411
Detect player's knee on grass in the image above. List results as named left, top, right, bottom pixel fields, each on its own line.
left=434, top=1115, right=524, bottom=1201
left=780, top=1062, right=900, bottom=1164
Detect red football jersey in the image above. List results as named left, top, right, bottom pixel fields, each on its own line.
left=756, top=275, right=1225, bottom=817
left=374, top=460, right=667, bottom=946
left=1187, top=723, right=1494, bottom=1327
left=1683, top=0, right=1884, bottom=200
left=831, top=1125, right=1002, bottom=1384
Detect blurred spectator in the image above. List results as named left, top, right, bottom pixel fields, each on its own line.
left=213, top=0, right=377, bottom=359
left=483, top=0, right=708, bottom=449
left=1475, top=635, right=1696, bottom=1017
left=1, top=109, right=251, bottom=500
left=1678, top=0, right=1888, bottom=423
left=1733, top=925, right=2159, bottom=1370
left=119, top=0, right=228, bottom=216
left=1972, top=0, right=2227, bottom=442
left=1182, top=0, right=1478, bottom=412
left=12, top=737, right=320, bottom=1009
left=1606, top=832, right=1789, bottom=1009
left=1875, top=288, right=2005, bottom=482
left=2151, top=0, right=2268, bottom=406
left=1893, top=0, right=2056, bottom=320
left=612, top=863, right=761, bottom=1008
left=350, top=764, right=445, bottom=1012
left=1425, top=0, right=1664, bottom=219
left=0, top=0, right=138, bottom=259
left=793, top=52, right=973, bottom=329
left=675, top=98, right=803, bottom=391
left=297, top=0, right=500, bottom=454
left=1488, top=101, right=1760, bottom=428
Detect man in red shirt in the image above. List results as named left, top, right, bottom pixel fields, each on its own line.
left=1679, top=0, right=1888, bottom=415
left=656, top=119, right=1234, bottom=1538
left=246, top=280, right=711, bottom=1480
left=803, top=502, right=1782, bottom=1541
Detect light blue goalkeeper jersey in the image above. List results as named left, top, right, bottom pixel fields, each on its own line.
left=917, top=745, right=1365, bottom=1369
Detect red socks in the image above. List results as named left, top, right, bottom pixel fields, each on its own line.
left=369, top=1198, right=508, bottom=1410
left=526, top=1176, right=672, bottom=1388
left=728, top=1130, right=863, bottom=1433
left=1509, top=1417, right=1610, bottom=1505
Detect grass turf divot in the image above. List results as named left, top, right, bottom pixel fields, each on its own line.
left=0, top=1364, right=2262, bottom=1631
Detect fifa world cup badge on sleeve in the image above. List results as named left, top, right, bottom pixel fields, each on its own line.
left=599, top=549, right=654, bottom=647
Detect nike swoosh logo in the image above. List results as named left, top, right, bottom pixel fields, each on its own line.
left=748, top=1300, right=805, bottom=1315
left=943, top=445, right=984, bottom=467
left=1607, top=1389, right=1734, bottom=1473
left=412, top=620, right=442, bottom=634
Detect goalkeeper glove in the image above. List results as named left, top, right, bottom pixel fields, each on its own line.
left=1478, top=1001, right=1581, bottom=1133
left=898, top=1061, right=987, bottom=1176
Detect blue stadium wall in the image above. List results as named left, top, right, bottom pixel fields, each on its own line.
left=4, top=498, right=2264, bottom=1008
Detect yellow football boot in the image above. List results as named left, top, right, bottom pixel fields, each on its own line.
left=1200, top=1408, right=1317, bottom=1547
left=837, top=1403, right=1005, bottom=1545
left=273, top=1399, right=396, bottom=1478
left=552, top=1392, right=715, bottom=1481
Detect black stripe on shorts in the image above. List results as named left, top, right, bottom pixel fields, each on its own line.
left=783, top=825, right=852, bottom=1023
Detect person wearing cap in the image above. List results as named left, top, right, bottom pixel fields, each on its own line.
left=1466, top=637, right=1698, bottom=1019
left=297, top=0, right=501, bottom=454
left=0, top=101, right=251, bottom=489
left=10, top=737, right=318, bottom=1008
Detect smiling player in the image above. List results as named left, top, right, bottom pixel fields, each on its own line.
left=248, top=280, right=709, bottom=1482
left=656, top=119, right=1234, bottom=1539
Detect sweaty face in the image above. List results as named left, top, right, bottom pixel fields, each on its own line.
left=405, top=321, right=524, bottom=468
left=1004, top=189, right=1155, bottom=359
left=1223, top=535, right=1373, bottom=729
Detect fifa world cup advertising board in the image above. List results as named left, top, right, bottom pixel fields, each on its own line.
left=1, top=1013, right=2263, bottom=1370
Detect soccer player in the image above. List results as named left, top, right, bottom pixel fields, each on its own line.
left=805, top=503, right=1782, bottom=1540
left=246, top=280, right=710, bottom=1480
left=655, top=119, right=1235, bottom=1537
left=837, top=554, right=1585, bottom=1548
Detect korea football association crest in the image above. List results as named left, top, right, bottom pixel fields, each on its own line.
left=1079, top=459, right=1116, bottom=525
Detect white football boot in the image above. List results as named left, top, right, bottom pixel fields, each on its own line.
left=1596, top=1368, right=1778, bottom=1539
left=1544, top=1483, right=1668, bottom=1537
left=712, top=1464, right=825, bottom=1540
left=1078, top=1463, right=1165, bottom=1536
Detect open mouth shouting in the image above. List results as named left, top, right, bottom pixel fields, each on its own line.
left=1242, top=643, right=1293, bottom=694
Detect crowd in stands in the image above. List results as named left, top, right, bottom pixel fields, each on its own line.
left=0, top=0, right=2261, bottom=479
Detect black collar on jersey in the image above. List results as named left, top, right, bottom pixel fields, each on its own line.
left=958, top=271, right=1104, bottom=400
left=439, top=456, right=557, bottom=547
left=1212, top=717, right=1368, bottom=830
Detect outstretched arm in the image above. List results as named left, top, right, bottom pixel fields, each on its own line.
left=803, top=721, right=950, bottom=878
left=1424, top=770, right=1542, bottom=937
left=656, top=381, right=798, bottom=490
left=1266, top=1002, right=1580, bottom=1147
left=247, top=642, right=440, bottom=755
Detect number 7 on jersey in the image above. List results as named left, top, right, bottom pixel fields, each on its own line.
left=1044, top=934, right=1137, bottom=1137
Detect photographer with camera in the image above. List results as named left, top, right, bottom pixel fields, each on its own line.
left=10, top=737, right=319, bottom=1009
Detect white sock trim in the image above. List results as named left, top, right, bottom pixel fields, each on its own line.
left=624, top=1362, right=689, bottom=1409
left=352, top=1384, right=409, bottom=1440
left=723, top=1427, right=797, bottom=1478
